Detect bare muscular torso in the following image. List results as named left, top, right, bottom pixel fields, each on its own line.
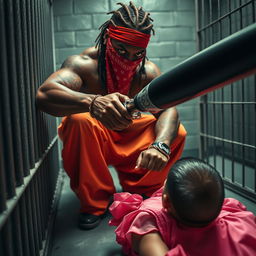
left=57, top=46, right=160, bottom=98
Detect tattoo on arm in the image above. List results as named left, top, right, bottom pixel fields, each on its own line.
left=56, top=73, right=82, bottom=91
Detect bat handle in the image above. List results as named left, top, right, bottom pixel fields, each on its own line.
left=124, top=99, right=141, bottom=119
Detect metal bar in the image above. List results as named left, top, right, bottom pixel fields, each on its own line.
left=218, top=0, right=225, bottom=178
left=25, top=189, right=36, bottom=255
left=31, top=178, right=42, bottom=252
left=38, top=165, right=47, bottom=241
left=204, top=0, right=210, bottom=163
left=197, top=0, right=254, bottom=32
left=20, top=197, right=30, bottom=256
left=13, top=0, right=30, bottom=177
left=4, top=0, right=25, bottom=186
left=209, top=0, right=217, bottom=167
left=1, top=0, right=17, bottom=198
left=230, top=89, right=234, bottom=185
left=40, top=0, right=48, bottom=149
left=205, top=102, right=210, bottom=163
left=0, top=136, right=58, bottom=230
left=253, top=0, right=256, bottom=21
left=201, top=0, right=205, bottom=28
left=26, top=0, right=39, bottom=163
left=28, top=0, right=39, bottom=162
left=35, top=171, right=43, bottom=248
left=0, top=229, right=5, bottom=255
left=196, top=0, right=203, bottom=159
left=12, top=208, right=23, bottom=256
left=199, top=102, right=205, bottom=159
left=36, top=0, right=43, bottom=157
left=200, top=133, right=256, bottom=149
left=209, top=0, right=213, bottom=44
left=0, top=0, right=8, bottom=210
left=195, top=0, right=200, bottom=51
left=198, top=0, right=208, bottom=160
left=20, top=0, right=35, bottom=169
left=221, top=100, right=225, bottom=178
left=0, top=117, right=7, bottom=212
left=30, top=183, right=40, bottom=255
left=2, top=220, right=15, bottom=256
left=239, top=0, right=246, bottom=188
left=228, top=0, right=235, bottom=183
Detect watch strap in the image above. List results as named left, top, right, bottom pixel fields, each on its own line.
left=148, top=142, right=171, bottom=159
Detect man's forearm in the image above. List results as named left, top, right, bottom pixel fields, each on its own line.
left=153, top=107, right=180, bottom=147
left=36, top=84, right=95, bottom=117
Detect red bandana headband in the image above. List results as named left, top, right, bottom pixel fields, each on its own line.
left=108, top=25, right=151, bottom=48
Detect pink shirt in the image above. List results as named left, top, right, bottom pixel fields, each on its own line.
left=109, top=188, right=256, bottom=256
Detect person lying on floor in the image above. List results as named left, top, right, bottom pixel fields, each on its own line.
left=109, top=157, right=256, bottom=256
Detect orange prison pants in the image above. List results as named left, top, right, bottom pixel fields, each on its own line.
left=58, top=113, right=186, bottom=215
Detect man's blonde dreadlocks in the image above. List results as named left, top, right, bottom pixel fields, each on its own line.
left=95, top=1, right=155, bottom=90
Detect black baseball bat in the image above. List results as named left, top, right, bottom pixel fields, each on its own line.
left=129, top=23, right=256, bottom=113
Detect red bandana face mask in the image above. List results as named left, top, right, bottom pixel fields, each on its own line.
left=105, top=38, right=144, bottom=95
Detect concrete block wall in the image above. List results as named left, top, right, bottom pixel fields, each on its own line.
left=53, top=0, right=199, bottom=157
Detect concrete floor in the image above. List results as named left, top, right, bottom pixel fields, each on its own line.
left=49, top=168, right=124, bottom=256
left=49, top=166, right=256, bottom=256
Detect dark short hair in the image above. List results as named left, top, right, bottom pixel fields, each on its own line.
left=166, top=157, right=225, bottom=225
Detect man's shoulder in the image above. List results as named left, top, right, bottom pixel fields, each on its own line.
left=130, top=60, right=161, bottom=94
left=80, top=46, right=98, bottom=59
left=62, top=54, right=97, bottom=70
left=145, top=61, right=161, bottom=81
left=61, top=47, right=98, bottom=75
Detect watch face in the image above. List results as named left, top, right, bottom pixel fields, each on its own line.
left=159, top=142, right=169, bottom=151
left=154, top=142, right=170, bottom=155
left=159, top=143, right=166, bottom=150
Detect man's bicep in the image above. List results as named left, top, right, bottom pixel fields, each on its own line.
left=50, top=69, right=84, bottom=91
left=131, top=232, right=169, bottom=256
left=38, top=70, right=83, bottom=96
left=41, top=55, right=86, bottom=92
left=54, top=53, right=97, bottom=91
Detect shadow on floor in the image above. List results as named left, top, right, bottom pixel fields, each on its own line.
left=49, top=172, right=124, bottom=256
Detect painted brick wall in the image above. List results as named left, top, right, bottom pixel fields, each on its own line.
left=53, top=0, right=199, bottom=157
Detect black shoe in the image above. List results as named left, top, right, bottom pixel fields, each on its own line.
left=78, top=213, right=102, bottom=230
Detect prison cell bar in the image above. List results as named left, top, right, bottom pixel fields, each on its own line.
left=197, top=0, right=256, bottom=203
left=0, top=0, right=61, bottom=255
